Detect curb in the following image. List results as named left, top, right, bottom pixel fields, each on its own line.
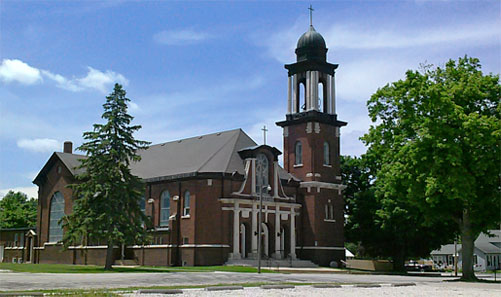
left=392, top=282, right=417, bottom=287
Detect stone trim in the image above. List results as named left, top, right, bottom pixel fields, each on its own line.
left=180, top=244, right=230, bottom=248
left=296, top=246, right=345, bottom=250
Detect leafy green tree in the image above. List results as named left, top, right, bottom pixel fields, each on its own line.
left=342, top=155, right=455, bottom=271
left=363, top=57, right=500, bottom=280
left=0, top=191, right=37, bottom=229
left=61, top=84, right=151, bottom=270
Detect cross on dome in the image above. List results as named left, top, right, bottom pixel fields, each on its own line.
left=308, top=5, right=314, bottom=26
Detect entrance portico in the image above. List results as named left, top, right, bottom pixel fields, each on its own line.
left=221, top=198, right=300, bottom=260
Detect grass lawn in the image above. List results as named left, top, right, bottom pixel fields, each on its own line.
left=0, top=262, right=275, bottom=273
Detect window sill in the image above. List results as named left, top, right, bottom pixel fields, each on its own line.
left=181, top=214, right=191, bottom=219
left=155, top=226, right=170, bottom=231
left=324, top=219, right=336, bottom=223
left=323, top=164, right=332, bottom=168
left=293, top=164, right=303, bottom=168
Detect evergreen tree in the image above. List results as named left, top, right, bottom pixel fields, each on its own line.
left=61, top=84, right=151, bottom=270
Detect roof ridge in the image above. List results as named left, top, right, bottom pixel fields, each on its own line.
left=222, top=130, right=250, bottom=173
left=196, top=129, right=241, bottom=173
left=149, top=128, right=242, bottom=148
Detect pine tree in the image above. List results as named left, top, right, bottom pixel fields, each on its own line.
left=61, top=84, right=151, bottom=270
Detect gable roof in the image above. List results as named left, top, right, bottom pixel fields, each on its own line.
left=431, top=230, right=501, bottom=256
left=130, top=129, right=257, bottom=181
left=33, top=152, right=87, bottom=186
left=34, top=129, right=299, bottom=184
left=475, top=230, right=501, bottom=254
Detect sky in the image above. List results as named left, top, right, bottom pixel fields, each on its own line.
left=0, top=0, right=499, bottom=199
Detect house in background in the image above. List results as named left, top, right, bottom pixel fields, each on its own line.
left=0, top=227, right=36, bottom=264
left=431, top=230, right=501, bottom=271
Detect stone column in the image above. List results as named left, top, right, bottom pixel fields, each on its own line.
left=305, top=71, right=311, bottom=110
left=326, top=74, right=332, bottom=114
left=231, top=202, right=241, bottom=259
left=251, top=159, right=256, bottom=196
left=287, top=76, right=292, bottom=114
left=290, top=208, right=297, bottom=260
left=250, top=203, right=257, bottom=259
left=311, top=71, right=319, bottom=111
left=292, top=74, right=298, bottom=113
left=273, top=161, right=279, bottom=198
left=331, top=73, right=336, bottom=114
left=274, top=206, right=281, bottom=259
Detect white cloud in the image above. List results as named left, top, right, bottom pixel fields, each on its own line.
left=153, top=29, right=211, bottom=45
left=77, top=67, right=129, bottom=93
left=128, top=102, right=140, bottom=113
left=323, top=21, right=500, bottom=50
left=0, top=59, right=42, bottom=85
left=259, top=19, right=501, bottom=64
left=0, top=59, right=128, bottom=93
left=41, top=70, right=81, bottom=91
left=17, top=138, right=61, bottom=153
left=0, top=186, right=38, bottom=200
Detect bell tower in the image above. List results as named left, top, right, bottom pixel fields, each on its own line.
left=276, top=21, right=347, bottom=266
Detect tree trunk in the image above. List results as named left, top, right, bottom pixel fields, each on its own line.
left=104, top=240, right=114, bottom=270
left=392, top=248, right=406, bottom=272
left=460, top=209, right=477, bottom=281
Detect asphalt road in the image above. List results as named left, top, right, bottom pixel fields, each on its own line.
left=0, top=270, right=469, bottom=291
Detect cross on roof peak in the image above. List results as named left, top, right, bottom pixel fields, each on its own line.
left=261, top=125, right=268, bottom=145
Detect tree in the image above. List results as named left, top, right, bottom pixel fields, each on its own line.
left=342, top=155, right=456, bottom=271
left=363, top=57, right=500, bottom=280
left=0, top=191, right=37, bottom=229
left=61, top=84, right=151, bottom=270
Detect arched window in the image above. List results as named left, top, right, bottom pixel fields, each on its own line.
left=48, top=192, right=65, bottom=242
left=139, top=196, right=146, bottom=214
left=255, top=153, right=269, bottom=193
left=183, top=191, right=190, bottom=216
left=160, top=190, right=170, bottom=226
left=323, top=142, right=330, bottom=165
left=295, top=141, right=302, bottom=165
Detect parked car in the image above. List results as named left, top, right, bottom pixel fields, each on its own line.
left=405, top=260, right=433, bottom=272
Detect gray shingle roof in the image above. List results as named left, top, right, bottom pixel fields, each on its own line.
left=431, top=230, right=501, bottom=255
left=56, top=152, right=87, bottom=176
left=38, top=129, right=299, bottom=183
left=431, top=244, right=459, bottom=255
left=475, top=230, right=501, bottom=254
left=130, top=129, right=257, bottom=180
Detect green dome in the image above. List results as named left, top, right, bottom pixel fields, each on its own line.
left=296, top=26, right=327, bottom=49
left=295, top=26, right=327, bottom=62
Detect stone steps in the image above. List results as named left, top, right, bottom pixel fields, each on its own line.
left=226, top=258, right=318, bottom=268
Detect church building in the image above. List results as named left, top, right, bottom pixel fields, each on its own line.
left=28, top=23, right=347, bottom=267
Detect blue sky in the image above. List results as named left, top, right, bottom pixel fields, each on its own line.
left=1, top=0, right=499, bottom=199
